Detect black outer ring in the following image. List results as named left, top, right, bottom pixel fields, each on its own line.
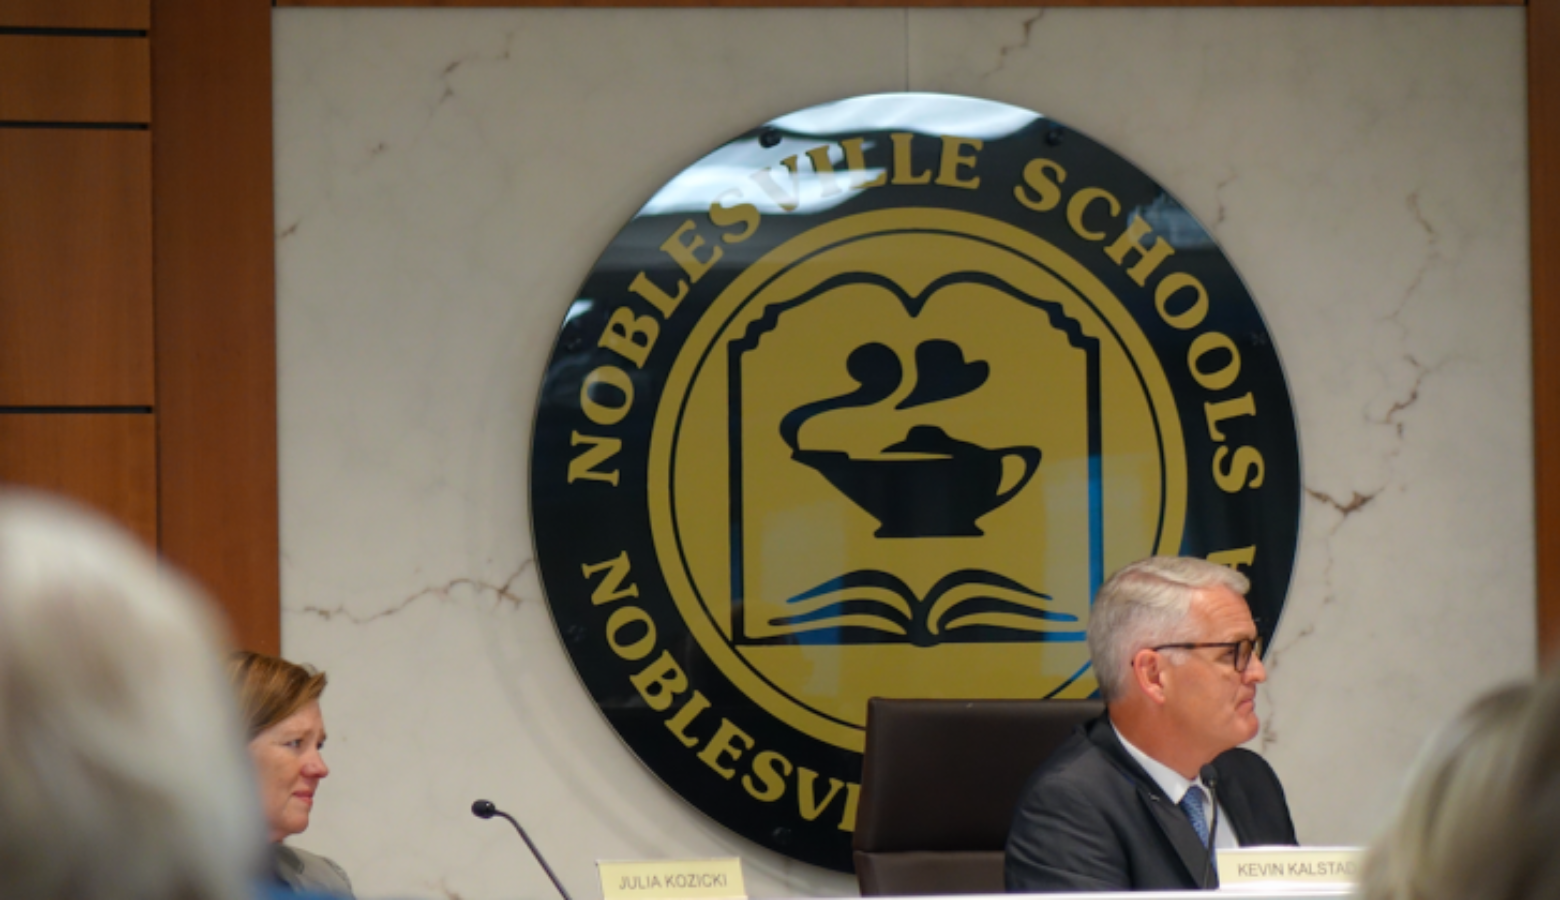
left=529, top=94, right=1302, bottom=872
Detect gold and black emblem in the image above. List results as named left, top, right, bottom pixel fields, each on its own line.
left=531, top=93, right=1300, bottom=871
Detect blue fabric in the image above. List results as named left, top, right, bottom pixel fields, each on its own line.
left=1179, top=785, right=1210, bottom=847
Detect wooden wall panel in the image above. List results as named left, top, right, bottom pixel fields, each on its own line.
left=0, top=35, right=150, bottom=124
left=280, top=0, right=1520, bottom=6
left=1533, top=0, right=1560, bottom=662
left=151, top=0, right=280, bottom=655
left=0, top=130, right=153, bottom=406
left=0, top=414, right=156, bottom=547
left=0, top=0, right=148, bottom=29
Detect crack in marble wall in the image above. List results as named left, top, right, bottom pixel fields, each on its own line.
left=986, top=10, right=1045, bottom=78
left=1305, top=487, right=1379, bottom=520
left=292, top=560, right=534, bottom=624
left=1211, top=168, right=1237, bottom=230
left=350, top=139, right=391, bottom=176
left=1258, top=183, right=1453, bottom=732
left=1258, top=481, right=1373, bottom=752
left=1262, top=347, right=1436, bottom=752
left=1374, top=354, right=1437, bottom=439
left=436, top=54, right=480, bottom=106
left=1374, top=192, right=1443, bottom=428
left=1256, top=617, right=1314, bottom=753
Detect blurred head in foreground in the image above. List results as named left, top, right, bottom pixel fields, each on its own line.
left=1361, top=671, right=1560, bottom=900
left=229, top=651, right=330, bottom=842
left=0, top=491, right=260, bottom=900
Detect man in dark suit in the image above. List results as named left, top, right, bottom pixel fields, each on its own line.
left=1005, top=556, right=1297, bottom=892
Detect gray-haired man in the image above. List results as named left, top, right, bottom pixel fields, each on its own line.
left=1005, top=556, right=1297, bottom=892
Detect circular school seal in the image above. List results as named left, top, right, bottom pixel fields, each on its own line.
left=530, top=93, right=1301, bottom=872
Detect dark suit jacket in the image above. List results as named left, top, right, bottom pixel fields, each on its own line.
left=1004, top=714, right=1296, bottom=892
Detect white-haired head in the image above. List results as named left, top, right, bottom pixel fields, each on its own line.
left=1086, top=556, right=1251, bottom=702
left=0, top=491, right=262, bottom=900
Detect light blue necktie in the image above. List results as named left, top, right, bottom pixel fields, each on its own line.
left=1180, top=785, right=1211, bottom=848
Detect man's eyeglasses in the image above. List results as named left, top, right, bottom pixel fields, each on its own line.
left=1150, top=637, right=1264, bottom=673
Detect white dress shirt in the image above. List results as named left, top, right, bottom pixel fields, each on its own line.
left=1113, top=724, right=1240, bottom=849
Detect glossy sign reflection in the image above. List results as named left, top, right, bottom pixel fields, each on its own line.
left=530, top=93, right=1301, bottom=871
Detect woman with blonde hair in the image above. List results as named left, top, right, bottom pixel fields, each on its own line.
left=229, top=651, right=354, bottom=897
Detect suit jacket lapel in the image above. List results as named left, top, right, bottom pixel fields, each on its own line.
left=1211, top=753, right=1255, bottom=844
left=1086, top=716, right=1213, bottom=887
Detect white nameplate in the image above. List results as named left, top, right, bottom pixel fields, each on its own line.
left=597, top=858, right=746, bottom=900
left=1217, top=846, right=1364, bottom=890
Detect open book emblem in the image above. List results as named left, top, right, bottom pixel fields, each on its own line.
left=772, top=568, right=1074, bottom=647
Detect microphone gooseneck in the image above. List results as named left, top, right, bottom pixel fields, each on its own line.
left=1197, top=765, right=1221, bottom=890
left=471, top=798, right=574, bottom=900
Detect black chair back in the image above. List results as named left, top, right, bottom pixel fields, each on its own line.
left=852, top=697, right=1104, bottom=895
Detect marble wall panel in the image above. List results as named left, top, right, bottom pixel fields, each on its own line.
left=275, top=8, right=1530, bottom=898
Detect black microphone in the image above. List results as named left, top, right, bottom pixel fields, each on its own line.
left=472, top=799, right=574, bottom=900
left=1197, top=765, right=1221, bottom=890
